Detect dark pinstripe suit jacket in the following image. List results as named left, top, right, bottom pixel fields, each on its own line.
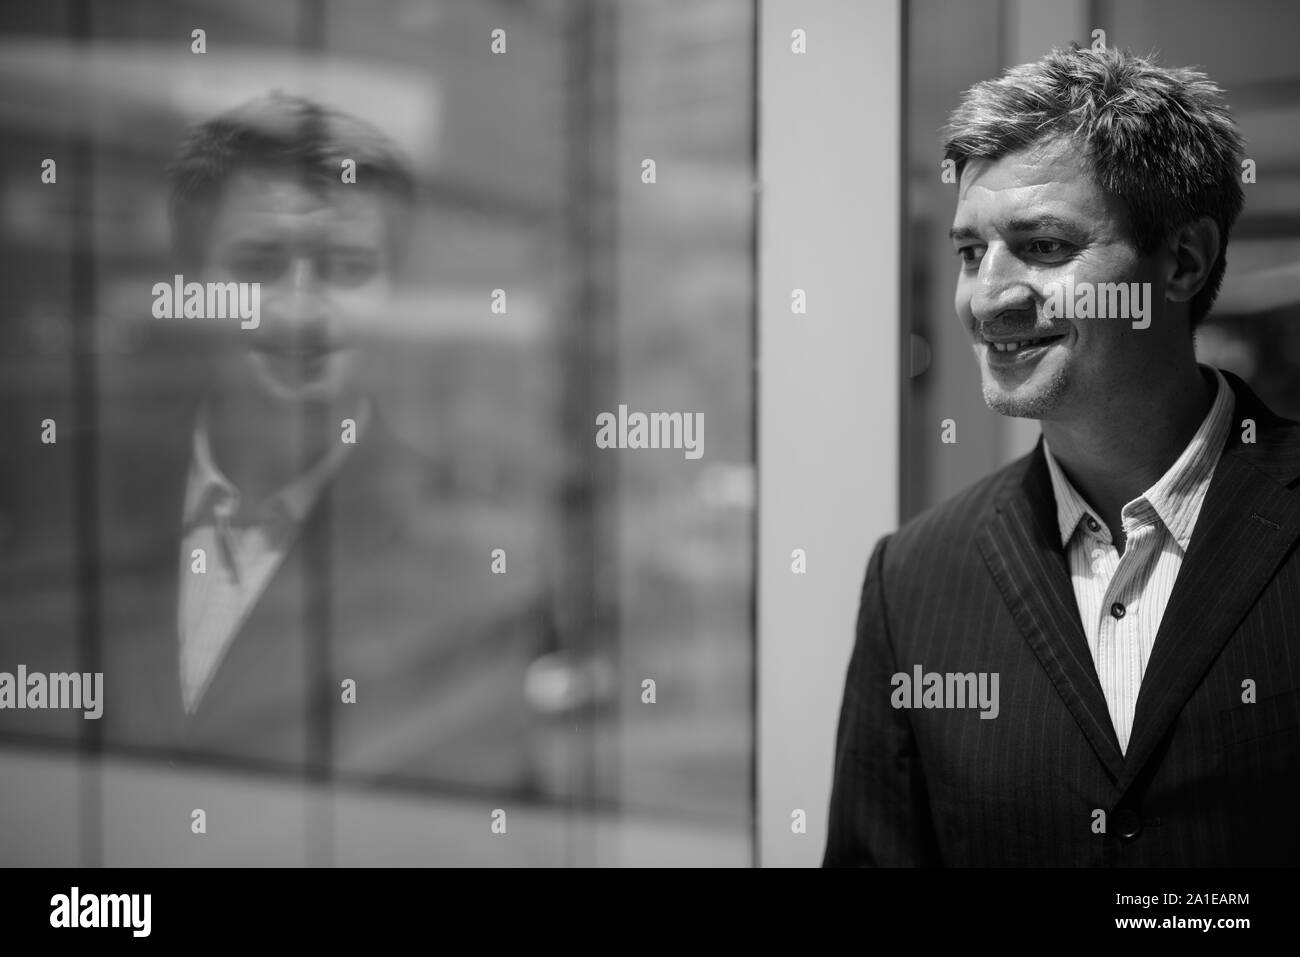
left=825, top=370, right=1300, bottom=866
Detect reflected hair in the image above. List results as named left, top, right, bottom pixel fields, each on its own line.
left=168, top=91, right=416, bottom=270
left=942, top=45, right=1245, bottom=328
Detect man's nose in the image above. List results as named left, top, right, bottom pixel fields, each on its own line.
left=272, top=258, right=328, bottom=330
left=968, top=243, right=1035, bottom=323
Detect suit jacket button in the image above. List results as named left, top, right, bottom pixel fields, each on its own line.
left=1113, top=808, right=1142, bottom=839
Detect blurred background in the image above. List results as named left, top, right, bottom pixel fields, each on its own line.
left=0, top=0, right=755, bottom=866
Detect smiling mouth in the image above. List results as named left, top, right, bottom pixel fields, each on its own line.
left=264, top=350, right=328, bottom=362
left=985, top=333, right=1066, bottom=354
left=252, top=345, right=340, bottom=388
left=257, top=342, right=334, bottom=358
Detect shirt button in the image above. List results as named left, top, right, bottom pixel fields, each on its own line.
left=1086, top=517, right=1100, bottom=533
left=1110, top=602, right=1126, bottom=620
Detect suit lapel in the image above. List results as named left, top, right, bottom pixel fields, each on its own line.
left=976, top=444, right=1127, bottom=780
left=1119, top=373, right=1300, bottom=790
left=100, top=400, right=195, bottom=735
left=184, top=412, right=408, bottom=720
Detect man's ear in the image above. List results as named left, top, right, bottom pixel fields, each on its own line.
left=1165, top=216, right=1220, bottom=304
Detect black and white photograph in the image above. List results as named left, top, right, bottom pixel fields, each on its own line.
left=0, top=0, right=1295, bottom=937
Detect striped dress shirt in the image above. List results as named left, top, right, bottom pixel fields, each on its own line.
left=178, top=401, right=370, bottom=714
left=1041, top=365, right=1234, bottom=753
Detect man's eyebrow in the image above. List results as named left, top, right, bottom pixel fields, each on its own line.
left=325, top=243, right=379, bottom=254
left=226, top=237, right=287, bottom=250
left=1003, top=215, right=1081, bottom=234
left=949, top=215, right=1082, bottom=243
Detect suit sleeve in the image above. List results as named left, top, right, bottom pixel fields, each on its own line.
left=823, top=534, right=942, bottom=866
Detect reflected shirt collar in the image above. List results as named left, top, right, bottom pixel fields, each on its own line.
left=183, top=398, right=373, bottom=529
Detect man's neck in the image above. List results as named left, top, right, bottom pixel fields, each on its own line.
left=1040, top=363, right=1214, bottom=551
left=204, top=392, right=361, bottom=509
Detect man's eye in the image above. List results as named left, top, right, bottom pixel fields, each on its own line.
left=1027, top=239, right=1069, bottom=258
left=318, top=251, right=378, bottom=288
left=957, top=246, right=984, bottom=265
left=227, top=250, right=290, bottom=283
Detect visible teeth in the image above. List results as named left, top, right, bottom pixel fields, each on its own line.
left=992, top=338, right=1048, bottom=352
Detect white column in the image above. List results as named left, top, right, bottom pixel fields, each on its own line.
left=758, top=0, right=901, bottom=867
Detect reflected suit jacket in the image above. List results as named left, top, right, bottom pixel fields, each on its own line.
left=1, top=396, right=549, bottom=795
left=824, top=370, right=1300, bottom=866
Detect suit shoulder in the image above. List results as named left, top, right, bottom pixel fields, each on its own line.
left=881, top=449, right=1036, bottom=573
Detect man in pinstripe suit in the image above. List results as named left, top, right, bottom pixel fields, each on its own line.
left=825, top=46, right=1299, bottom=866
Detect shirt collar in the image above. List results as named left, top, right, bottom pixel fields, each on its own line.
left=183, top=398, right=372, bottom=529
left=1042, top=443, right=1101, bottom=547
left=1041, top=365, right=1235, bottom=551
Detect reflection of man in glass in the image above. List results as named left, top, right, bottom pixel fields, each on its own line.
left=170, top=94, right=418, bottom=720
left=168, top=95, right=407, bottom=716
left=99, top=93, right=543, bottom=791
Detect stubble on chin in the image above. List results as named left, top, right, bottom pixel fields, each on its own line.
left=980, top=364, right=1070, bottom=420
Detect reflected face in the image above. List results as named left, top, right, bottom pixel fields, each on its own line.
left=200, top=168, right=395, bottom=406
left=950, top=137, right=1172, bottom=422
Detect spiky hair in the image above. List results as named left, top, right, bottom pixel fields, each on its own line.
left=168, top=91, right=415, bottom=270
left=943, top=45, right=1245, bottom=328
